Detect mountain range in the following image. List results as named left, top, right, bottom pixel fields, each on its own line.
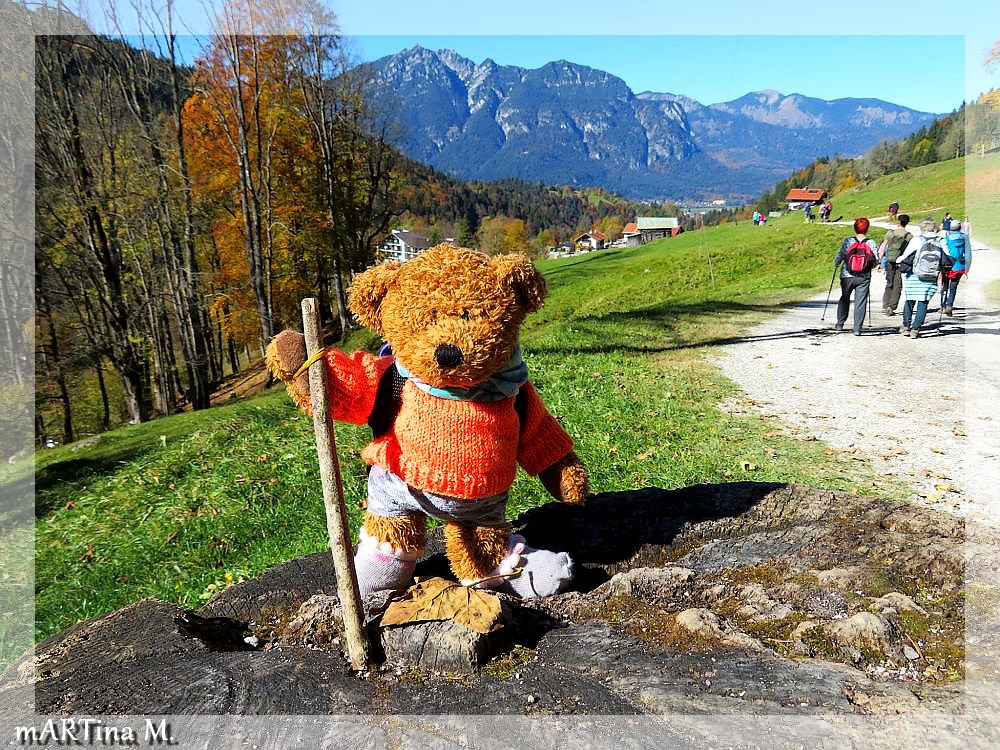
left=363, top=47, right=941, bottom=203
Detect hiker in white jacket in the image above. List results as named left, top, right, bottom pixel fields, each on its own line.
left=896, top=217, right=945, bottom=338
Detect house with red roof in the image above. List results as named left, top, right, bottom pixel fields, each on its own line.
left=784, top=188, right=827, bottom=210
left=622, top=222, right=641, bottom=248
left=575, top=229, right=607, bottom=251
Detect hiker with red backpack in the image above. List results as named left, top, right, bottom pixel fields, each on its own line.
left=895, top=217, right=952, bottom=338
left=832, top=218, right=879, bottom=335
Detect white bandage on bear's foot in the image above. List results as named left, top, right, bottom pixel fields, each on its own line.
left=464, top=534, right=573, bottom=599
left=353, top=528, right=421, bottom=597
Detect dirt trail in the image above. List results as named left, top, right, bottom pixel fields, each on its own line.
left=714, top=221, right=1000, bottom=527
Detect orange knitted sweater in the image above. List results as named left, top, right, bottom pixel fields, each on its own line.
left=322, top=349, right=574, bottom=499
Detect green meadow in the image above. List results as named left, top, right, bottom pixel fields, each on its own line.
left=25, top=155, right=988, bottom=644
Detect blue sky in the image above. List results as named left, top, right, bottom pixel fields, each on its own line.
left=93, top=0, right=998, bottom=114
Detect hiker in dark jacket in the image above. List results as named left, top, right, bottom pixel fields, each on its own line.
left=832, top=218, right=879, bottom=335
left=878, top=213, right=911, bottom=316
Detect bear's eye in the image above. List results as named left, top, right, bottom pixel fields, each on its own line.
left=460, top=310, right=471, bottom=321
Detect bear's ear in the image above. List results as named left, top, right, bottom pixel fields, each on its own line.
left=491, top=254, right=547, bottom=312
left=348, top=260, right=402, bottom=332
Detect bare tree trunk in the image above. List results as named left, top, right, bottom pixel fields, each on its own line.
left=94, top=357, right=110, bottom=431
left=35, top=36, right=151, bottom=424
left=332, top=256, right=351, bottom=335
left=105, top=24, right=215, bottom=411
left=0, top=255, right=29, bottom=387
left=36, top=291, right=73, bottom=443
left=294, top=42, right=400, bottom=339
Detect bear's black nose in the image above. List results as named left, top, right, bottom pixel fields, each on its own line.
left=434, top=344, right=464, bottom=368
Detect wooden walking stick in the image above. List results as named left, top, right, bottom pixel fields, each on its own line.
left=300, top=298, right=373, bottom=670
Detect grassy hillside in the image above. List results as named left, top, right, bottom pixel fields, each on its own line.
left=830, top=157, right=965, bottom=224
left=26, top=215, right=885, bottom=643
left=28, top=153, right=986, bottom=644
left=966, top=152, right=1000, bottom=248
left=830, top=152, right=1000, bottom=250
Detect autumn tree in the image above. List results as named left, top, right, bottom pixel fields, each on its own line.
left=187, top=0, right=401, bottom=340
left=0, top=0, right=39, bottom=451
left=35, top=35, right=155, bottom=423
left=477, top=216, right=529, bottom=256
left=983, top=38, right=1000, bottom=110
left=596, top=214, right=624, bottom=242
left=190, top=9, right=296, bottom=350
left=528, top=228, right=556, bottom=259
left=971, top=38, right=1000, bottom=153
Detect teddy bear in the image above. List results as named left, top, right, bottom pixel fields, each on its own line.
left=265, top=243, right=588, bottom=599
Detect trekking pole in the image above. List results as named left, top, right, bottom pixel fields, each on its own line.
left=820, top=265, right=839, bottom=322
left=300, top=297, right=373, bottom=670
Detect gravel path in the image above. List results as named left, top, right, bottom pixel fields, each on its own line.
left=714, top=221, right=1000, bottom=528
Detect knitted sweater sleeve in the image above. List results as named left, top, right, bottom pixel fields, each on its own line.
left=516, top=381, right=575, bottom=476
left=321, top=349, right=393, bottom=425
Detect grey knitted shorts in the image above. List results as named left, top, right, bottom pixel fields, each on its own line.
left=366, top=465, right=509, bottom=528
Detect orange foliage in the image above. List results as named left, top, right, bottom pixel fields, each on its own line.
left=184, top=34, right=333, bottom=343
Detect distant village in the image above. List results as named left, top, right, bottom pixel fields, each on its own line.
left=376, top=217, right=686, bottom=263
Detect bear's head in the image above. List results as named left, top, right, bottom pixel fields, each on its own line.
left=348, top=244, right=546, bottom=388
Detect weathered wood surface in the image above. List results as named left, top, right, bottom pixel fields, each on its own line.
left=4, top=482, right=994, bottom=721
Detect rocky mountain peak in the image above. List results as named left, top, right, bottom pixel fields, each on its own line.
left=364, top=49, right=941, bottom=202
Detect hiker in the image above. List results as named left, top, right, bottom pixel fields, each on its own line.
left=878, top=213, right=911, bottom=316
left=940, top=221, right=971, bottom=315
left=896, top=218, right=948, bottom=338
left=962, top=216, right=972, bottom=237
left=888, top=201, right=899, bottom=223
left=803, top=204, right=812, bottom=223
left=942, top=212, right=953, bottom=231
left=832, top=218, right=879, bottom=335
left=752, top=209, right=760, bottom=226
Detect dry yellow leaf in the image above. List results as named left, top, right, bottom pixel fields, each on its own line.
left=380, top=577, right=503, bottom=634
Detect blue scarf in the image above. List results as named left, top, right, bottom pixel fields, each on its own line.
left=393, top=346, right=528, bottom=402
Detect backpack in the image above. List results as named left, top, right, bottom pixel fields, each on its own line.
left=945, top=232, right=967, bottom=268
left=885, top=231, right=911, bottom=263
left=912, top=240, right=951, bottom=282
left=844, top=239, right=876, bottom=273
